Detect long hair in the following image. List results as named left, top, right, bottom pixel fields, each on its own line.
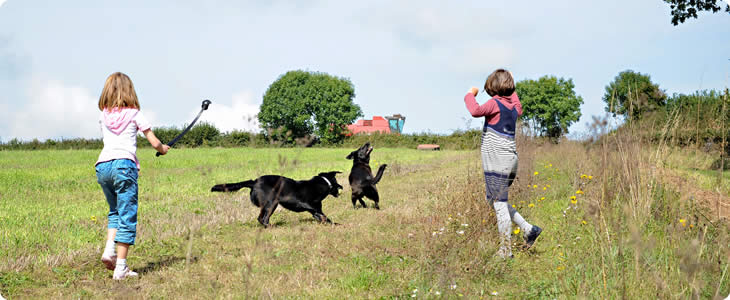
left=484, top=69, right=515, bottom=97
left=98, top=72, right=140, bottom=111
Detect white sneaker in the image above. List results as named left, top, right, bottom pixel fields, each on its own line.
left=101, top=254, right=117, bottom=270
left=113, top=266, right=138, bottom=280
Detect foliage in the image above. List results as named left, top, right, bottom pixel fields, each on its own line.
left=603, top=70, right=666, bottom=120
left=258, top=70, right=363, bottom=144
left=663, top=0, right=730, bottom=25
left=515, top=76, right=584, bottom=139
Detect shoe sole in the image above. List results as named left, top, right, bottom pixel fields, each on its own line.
left=102, top=256, right=116, bottom=270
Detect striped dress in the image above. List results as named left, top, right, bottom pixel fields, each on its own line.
left=464, top=92, right=522, bottom=203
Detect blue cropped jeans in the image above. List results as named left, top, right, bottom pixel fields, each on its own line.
left=95, top=159, right=138, bottom=245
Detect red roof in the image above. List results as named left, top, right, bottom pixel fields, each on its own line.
left=347, top=116, right=391, bottom=135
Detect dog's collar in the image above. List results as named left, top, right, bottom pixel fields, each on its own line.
left=319, top=176, right=332, bottom=188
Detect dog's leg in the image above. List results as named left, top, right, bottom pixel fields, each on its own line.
left=364, top=187, right=380, bottom=210
left=351, top=192, right=367, bottom=209
left=257, top=201, right=278, bottom=227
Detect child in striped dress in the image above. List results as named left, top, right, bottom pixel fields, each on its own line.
left=464, top=69, right=542, bottom=258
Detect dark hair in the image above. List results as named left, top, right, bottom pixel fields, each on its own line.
left=484, top=69, right=515, bottom=97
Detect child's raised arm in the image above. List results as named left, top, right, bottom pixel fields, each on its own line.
left=464, top=87, right=498, bottom=118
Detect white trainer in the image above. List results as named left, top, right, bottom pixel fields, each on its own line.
left=113, top=266, right=139, bottom=280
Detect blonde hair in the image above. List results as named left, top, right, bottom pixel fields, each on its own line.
left=484, top=69, right=515, bottom=97
left=98, top=72, right=140, bottom=111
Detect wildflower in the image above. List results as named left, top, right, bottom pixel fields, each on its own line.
left=557, top=266, right=565, bottom=271
left=580, top=174, right=587, bottom=179
left=528, top=203, right=535, bottom=208
left=546, top=184, right=551, bottom=188
left=450, top=284, right=457, bottom=290
left=581, top=220, right=587, bottom=225
left=689, top=224, right=694, bottom=229
left=482, top=219, right=487, bottom=224
left=435, top=291, right=441, bottom=295
left=570, top=196, right=577, bottom=204
left=679, top=219, right=686, bottom=227
left=90, top=216, right=97, bottom=222
left=588, top=175, right=593, bottom=180
left=432, top=232, right=438, bottom=236
left=513, top=228, right=520, bottom=235
left=576, top=190, right=584, bottom=195
left=543, top=187, right=547, bottom=191
left=491, top=291, right=499, bottom=296
left=512, top=204, right=516, bottom=208
left=533, top=185, right=537, bottom=188
left=540, top=197, right=545, bottom=201
left=534, top=171, right=539, bottom=175
left=457, top=230, right=465, bottom=235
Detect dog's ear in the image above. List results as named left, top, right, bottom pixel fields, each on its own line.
left=346, top=151, right=355, bottom=160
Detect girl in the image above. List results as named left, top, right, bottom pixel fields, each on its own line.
left=96, top=72, right=170, bottom=279
left=464, top=69, right=541, bottom=258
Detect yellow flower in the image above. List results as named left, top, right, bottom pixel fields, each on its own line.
left=549, top=163, right=553, bottom=167
left=543, top=187, right=547, bottom=191
left=679, top=219, right=686, bottom=227
left=689, top=224, right=694, bottom=228
left=528, top=203, right=535, bottom=208
left=546, top=184, right=551, bottom=188
left=588, top=175, right=593, bottom=180
left=534, top=171, right=539, bottom=175
left=576, top=190, right=584, bottom=195
left=513, top=228, right=520, bottom=235
left=580, top=174, right=587, bottom=179
left=512, top=204, right=516, bottom=208
left=557, top=266, right=564, bottom=271
left=581, top=220, right=587, bottom=225
left=482, top=219, right=487, bottom=224
left=533, top=185, right=537, bottom=188
left=540, top=197, right=545, bottom=201
left=570, top=196, right=577, bottom=204
left=90, top=216, right=97, bottom=222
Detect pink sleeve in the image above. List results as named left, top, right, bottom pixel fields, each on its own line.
left=134, top=111, right=152, bottom=132
left=464, top=93, right=499, bottom=118
left=511, top=92, right=523, bottom=116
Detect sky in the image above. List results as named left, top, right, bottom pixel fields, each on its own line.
left=0, top=0, right=729, bottom=142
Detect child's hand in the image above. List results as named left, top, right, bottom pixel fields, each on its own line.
left=468, top=87, right=479, bottom=96
left=159, top=144, right=171, bottom=155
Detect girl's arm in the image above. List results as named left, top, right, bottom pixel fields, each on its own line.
left=143, top=129, right=170, bottom=155
left=464, top=89, right=498, bottom=118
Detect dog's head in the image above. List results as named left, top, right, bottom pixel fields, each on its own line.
left=346, top=142, right=373, bottom=164
left=318, top=171, right=343, bottom=197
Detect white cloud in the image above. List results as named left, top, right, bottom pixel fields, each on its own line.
left=0, top=0, right=7, bottom=9
left=8, top=78, right=99, bottom=141
left=197, top=91, right=260, bottom=133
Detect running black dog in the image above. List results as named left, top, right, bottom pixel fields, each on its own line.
left=346, top=142, right=387, bottom=209
left=211, top=171, right=343, bottom=227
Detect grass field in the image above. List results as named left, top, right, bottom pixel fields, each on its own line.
left=1, top=138, right=729, bottom=298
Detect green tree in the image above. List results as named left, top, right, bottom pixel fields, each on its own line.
left=603, top=70, right=666, bottom=120
left=258, top=70, right=363, bottom=144
left=663, top=0, right=730, bottom=25
left=515, top=76, right=584, bottom=139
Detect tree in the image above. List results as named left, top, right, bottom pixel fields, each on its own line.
left=603, top=70, right=666, bottom=120
left=515, top=76, right=584, bottom=139
left=258, top=70, right=363, bottom=144
left=663, top=0, right=730, bottom=25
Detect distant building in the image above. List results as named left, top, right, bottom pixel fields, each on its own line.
left=347, top=114, right=406, bottom=135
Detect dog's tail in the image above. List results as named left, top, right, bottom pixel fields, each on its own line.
left=372, top=164, right=387, bottom=185
left=211, top=180, right=256, bottom=192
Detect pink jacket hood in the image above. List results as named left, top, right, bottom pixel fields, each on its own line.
left=103, top=108, right=138, bottom=135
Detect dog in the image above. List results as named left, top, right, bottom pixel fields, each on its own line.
left=346, top=142, right=387, bottom=209
left=211, top=171, right=343, bottom=227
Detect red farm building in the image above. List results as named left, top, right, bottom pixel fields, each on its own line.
left=346, top=114, right=406, bottom=135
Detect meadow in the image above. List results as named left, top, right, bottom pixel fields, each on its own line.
left=1, top=133, right=729, bottom=298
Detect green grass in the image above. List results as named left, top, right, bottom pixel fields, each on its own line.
left=1, top=144, right=729, bottom=299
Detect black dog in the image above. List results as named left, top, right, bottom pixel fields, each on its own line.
left=211, top=171, right=343, bottom=227
left=346, top=142, right=387, bottom=209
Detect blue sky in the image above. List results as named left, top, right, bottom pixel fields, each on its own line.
left=0, top=0, right=728, bottom=141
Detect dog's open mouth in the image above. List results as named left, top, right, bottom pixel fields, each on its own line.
left=366, top=146, right=373, bottom=155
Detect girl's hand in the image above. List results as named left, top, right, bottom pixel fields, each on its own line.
left=158, top=144, right=171, bottom=155
left=468, top=87, right=479, bottom=96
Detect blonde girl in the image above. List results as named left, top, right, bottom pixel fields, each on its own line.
left=95, top=72, right=170, bottom=279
